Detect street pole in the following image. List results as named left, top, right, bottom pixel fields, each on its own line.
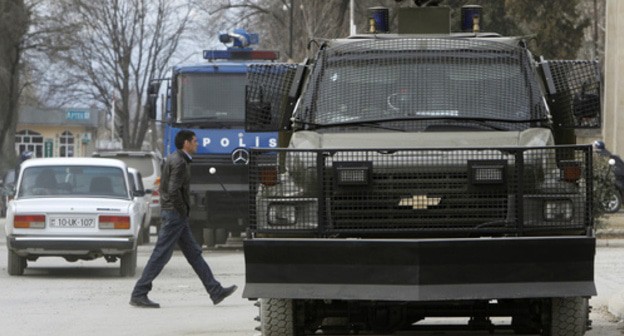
left=289, top=0, right=294, bottom=60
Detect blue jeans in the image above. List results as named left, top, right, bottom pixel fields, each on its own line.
left=131, top=209, right=222, bottom=299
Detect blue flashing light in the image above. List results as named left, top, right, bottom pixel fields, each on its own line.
left=368, top=7, right=389, bottom=33
left=203, top=49, right=279, bottom=61
left=461, top=5, right=483, bottom=32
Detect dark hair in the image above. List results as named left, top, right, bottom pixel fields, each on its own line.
left=174, top=130, right=196, bottom=150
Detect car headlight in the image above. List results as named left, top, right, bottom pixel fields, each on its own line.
left=268, top=203, right=297, bottom=226
left=543, top=200, right=573, bottom=221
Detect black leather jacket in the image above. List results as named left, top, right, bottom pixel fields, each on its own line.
left=160, top=150, right=191, bottom=217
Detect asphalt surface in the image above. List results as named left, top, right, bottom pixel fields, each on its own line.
left=1, top=216, right=623, bottom=335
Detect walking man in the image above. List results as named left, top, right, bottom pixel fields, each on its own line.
left=130, top=130, right=237, bottom=308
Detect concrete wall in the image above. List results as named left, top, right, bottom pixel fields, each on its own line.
left=603, top=0, right=624, bottom=155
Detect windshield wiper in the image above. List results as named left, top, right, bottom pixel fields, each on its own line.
left=295, top=119, right=406, bottom=132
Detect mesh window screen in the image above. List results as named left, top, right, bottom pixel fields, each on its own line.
left=542, top=60, right=601, bottom=128
left=297, top=38, right=549, bottom=131
left=246, top=63, right=298, bottom=131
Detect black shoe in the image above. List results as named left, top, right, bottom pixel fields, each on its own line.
left=212, top=285, right=238, bottom=305
left=130, top=295, right=160, bottom=308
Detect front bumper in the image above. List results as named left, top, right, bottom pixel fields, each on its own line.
left=243, top=236, right=596, bottom=301
left=8, top=235, right=136, bottom=256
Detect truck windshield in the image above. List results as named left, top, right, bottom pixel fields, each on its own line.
left=299, top=38, right=549, bottom=131
left=177, top=73, right=246, bottom=123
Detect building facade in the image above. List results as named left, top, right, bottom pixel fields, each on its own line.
left=16, top=106, right=101, bottom=158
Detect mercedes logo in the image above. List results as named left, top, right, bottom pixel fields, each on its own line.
left=231, top=148, right=250, bottom=165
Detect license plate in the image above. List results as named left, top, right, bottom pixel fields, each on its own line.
left=49, top=216, right=96, bottom=228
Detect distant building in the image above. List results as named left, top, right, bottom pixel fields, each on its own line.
left=16, top=106, right=101, bottom=158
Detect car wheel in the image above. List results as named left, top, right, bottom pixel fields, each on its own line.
left=8, top=249, right=26, bottom=276
left=602, top=191, right=622, bottom=213
left=120, top=249, right=137, bottom=277
left=142, top=225, right=150, bottom=244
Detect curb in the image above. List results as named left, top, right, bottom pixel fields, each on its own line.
left=596, top=228, right=624, bottom=239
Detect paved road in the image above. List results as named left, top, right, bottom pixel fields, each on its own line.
left=0, top=218, right=623, bottom=335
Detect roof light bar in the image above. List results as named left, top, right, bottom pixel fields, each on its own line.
left=203, top=50, right=279, bottom=61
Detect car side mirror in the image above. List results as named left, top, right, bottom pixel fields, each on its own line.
left=144, top=188, right=152, bottom=194
left=133, top=190, right=145, bottom=197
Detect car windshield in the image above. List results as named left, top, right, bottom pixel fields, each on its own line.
left=116, top=156, right=155, bottom=177
left=18, top=166, right=129, bottom=199
left=177, top=73, right=246, bottom=123
left=297, top=38, right=549, bottom=131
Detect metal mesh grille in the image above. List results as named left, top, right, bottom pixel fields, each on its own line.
left=296, top=38, right=549, bottom=131
left=245, top=63, right=298, bottom=131
left=542, top=60, right=601, bottom=128
left=249, top=146, right=592, bottom=237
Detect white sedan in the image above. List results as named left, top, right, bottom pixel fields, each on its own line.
left=4, top=157, right=141, bottom=277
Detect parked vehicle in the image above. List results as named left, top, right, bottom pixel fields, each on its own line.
left=4, top=157, right=141, bottom=276
left=92, top=151, right=162, bottom=230
left=146, top=29, right=279, bottom=247
left=243, top=4, right=601, bottom=336
left=127, top=167, right=152, bottom=244
left=595, top=140, right=624, bottom=213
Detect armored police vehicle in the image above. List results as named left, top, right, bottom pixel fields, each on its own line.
left=243, top=4, right=601, bottom=335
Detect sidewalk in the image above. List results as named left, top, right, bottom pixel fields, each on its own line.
left=598, top=212, right=624, bottom=320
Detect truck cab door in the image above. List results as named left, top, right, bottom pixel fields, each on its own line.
left=540, top=59, right=602, bottom=130
left=245, top=63, right=302, bottom=133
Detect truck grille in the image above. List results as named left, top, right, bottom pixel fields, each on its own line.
left=249, top=147, right=592, bottom=237
left=330, top=170, right=508, bottom=230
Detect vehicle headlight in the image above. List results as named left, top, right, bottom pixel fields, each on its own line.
left=268, top=203, right=297, bottom=226
left=469, top=160, right=506, bottom=184
left=543, top=200, right=573, bottom=221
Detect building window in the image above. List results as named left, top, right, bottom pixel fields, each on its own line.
left=15, top=130, right=44, bottom=158
left=60, top=131, right=75, bottom=157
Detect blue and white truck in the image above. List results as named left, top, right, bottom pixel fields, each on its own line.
left=148, top=29, right=279, bottom=246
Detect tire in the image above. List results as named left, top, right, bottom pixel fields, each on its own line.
left=261, top=298, right=295, bottom=336
left=602, top=191, right=622, bottom=213
left=141, top=225, right=150, bottom=244
left=203, top=228, right=216, bottom=248
left=215, top=228, right=228, bottom=246
left=137, top=228, right=145, bottom=245
left=120, top=249, right=137, bottom=277
left=8, top=249, right=26, bottom=276
left=547, top=297, right=588, bottom=336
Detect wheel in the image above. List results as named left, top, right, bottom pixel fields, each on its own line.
left=215, top=228, right=228, bottom=245
left=8, top=249, right=26, bottom=276
left=120, top=249, right=137, bottom=277
left=547, top=297, right=589, bottom=336
left=141, top=225, right=150, bottom=244
left=602, top=191, right=622, bottom=213
left=261, top=298, right=295, bottom=336
left=203, top=228, right=216, bottom=248
left=137, top=227, right=145, bottom=245
left=190, top=220, right=204, bottom=246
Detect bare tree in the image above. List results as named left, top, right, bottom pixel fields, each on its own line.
left=0, top=0, right=30, bottom=172
left=43, top=0, right=192, bottom=150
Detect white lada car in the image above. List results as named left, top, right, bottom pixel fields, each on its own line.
left=5, top=157, right=141, bottom=277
